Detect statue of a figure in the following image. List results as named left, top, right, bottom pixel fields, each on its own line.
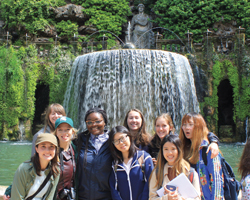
left=130, top=4, right=154, bottom=49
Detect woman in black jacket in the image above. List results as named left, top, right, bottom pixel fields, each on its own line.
left=74, top=107, right=113, bottom=200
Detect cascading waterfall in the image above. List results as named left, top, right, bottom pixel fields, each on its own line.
left=63, top=49, right=200, bottom=133
left=18, top=122, right=25, bottom=141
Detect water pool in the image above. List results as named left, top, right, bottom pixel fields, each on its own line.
left=0, top=142, right=244, bottom=185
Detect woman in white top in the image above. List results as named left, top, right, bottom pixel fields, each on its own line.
left=11, top=133, right=60, bottom=199
left=149, top=134, right=201, bottom=200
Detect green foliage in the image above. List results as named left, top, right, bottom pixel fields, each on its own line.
left=0, top=44, right=76, bottom=140
left=153, top=0, right=250, bottom=42
left=18, top=45, right=40, bottom=120
left=239, top=55, right=250, bottom=120
left=0, top=46, right=24, bottom=138
left=55, top=20, right=78, bottom=38
left=44, top=46, right=75, bottom=104
left=201, top=60, right=240, bottom=131
left=0, top=0, right=66, bottom=34
left=77, top=0, right=131, bottom=36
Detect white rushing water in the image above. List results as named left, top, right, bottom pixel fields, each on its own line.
left=63, top=49, right=200, bottom=133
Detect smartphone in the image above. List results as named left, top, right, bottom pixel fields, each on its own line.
left=166, top=185, right=176, bottom=192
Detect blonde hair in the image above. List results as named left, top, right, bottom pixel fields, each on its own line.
left=150, top=113, right=175, bottom=149
left=53, top=127, right=78, bottom=143
left=179, top=112, right=209, bottom=164
left=154, top=113, right=175, bottom=133
left=150, top=134, right=190, bottom=189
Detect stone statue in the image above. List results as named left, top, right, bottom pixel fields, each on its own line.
left=130, top=4, right=154, bottom=49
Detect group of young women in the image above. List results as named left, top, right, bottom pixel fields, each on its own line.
left=4, top=103, right=248, bottom=199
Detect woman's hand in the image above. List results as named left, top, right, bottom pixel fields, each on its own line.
left=152, top=157, right=157, bottom=166
left=3, top=195, right=10, bottom=200
left=207, top=142, right=219, bottom=159
left=164, top=186, right=179, bottom=200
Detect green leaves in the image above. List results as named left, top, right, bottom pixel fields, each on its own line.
left=55, top=20, right=78, bottom=37
left=0, top=0, right=66, bottom=34
left=153, top=0, right=250, bottom=42
left=82, top=0, right=131, bottom=36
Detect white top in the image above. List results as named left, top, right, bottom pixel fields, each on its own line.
left=123, top=158, right=133, bottom=174
left=241, top=174, right=250, bottom=200
left=26, top=170, right=51, bottom=200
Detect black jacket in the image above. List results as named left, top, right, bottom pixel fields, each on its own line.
left=74, top=130, right=113, bottom=200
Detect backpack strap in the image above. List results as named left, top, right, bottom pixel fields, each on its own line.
left=138, top=151, right=146, bottom=182
left=202, top=146, right=208, bottom=166
left=26, top=171, right=52, bottom=200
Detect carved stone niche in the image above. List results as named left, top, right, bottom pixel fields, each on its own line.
left=53, top=4, right=87, bottom=21
left=213, top=21, right=237, bottom=37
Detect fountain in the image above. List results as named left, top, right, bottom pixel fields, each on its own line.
left=63, top=48, right=200, bottom=133
left=18, top=121, right=25, bottom=141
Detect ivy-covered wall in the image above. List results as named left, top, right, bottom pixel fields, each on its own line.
left=0, top=44, right=76, bottom=140
left=199, top=44, right=250, bottom=142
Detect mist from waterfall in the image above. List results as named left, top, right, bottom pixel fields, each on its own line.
left=63, top=49, right=200, bottom=133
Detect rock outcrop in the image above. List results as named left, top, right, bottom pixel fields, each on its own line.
left=53, top=4, right=87, bottom=21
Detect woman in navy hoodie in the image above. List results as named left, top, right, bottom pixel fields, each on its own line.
left=109, top=126, right=154, bottom=200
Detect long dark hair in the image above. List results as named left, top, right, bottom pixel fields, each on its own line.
left=123, top=108, right=151, bottom=147
left=239, top=138, right=250, bottom=179
left=31, top=145, right=59, bottom=177
left=109, top=126, right=137, bottom=163
left=152, top=134, right=189, bottom=188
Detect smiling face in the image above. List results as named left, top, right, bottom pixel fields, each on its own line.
left=49, top=108, right=63, bottom=126
left=163, top=142, right=178, bottom=166
left=155, top=117, right=172, bottom=140
left=35, top=142, right=56, bottom=162
left=56, top=123, right=73, bottom=145
left=113, top=132, right=131, bottom=154
left=86, top=112, right=105, bottom=135
left=126, top=111, right=142, bottom=133
left=182, top=118, right=195, bottom=140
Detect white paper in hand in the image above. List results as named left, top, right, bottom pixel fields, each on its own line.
left=167, top=173, right=199, bottom=199
left=156, top=173, right=199, bottom=198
